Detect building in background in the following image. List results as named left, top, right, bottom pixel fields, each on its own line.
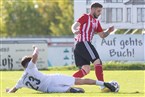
left=74, top=0, right=145, bottom=29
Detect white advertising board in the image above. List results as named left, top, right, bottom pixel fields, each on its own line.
left=92, top=35, right=144, bottom=61
left=0, top=35, right=144, bottom=69
left=0, top=40, right=48, bottom=70
left=48, top=46, right=74, bottom=66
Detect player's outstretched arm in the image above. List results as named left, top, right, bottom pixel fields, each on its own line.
left=32, top=45, right=39, bottom=64
left=98, top=26, right=114, bottom=38
left=6, top=87, right=18, bottom=93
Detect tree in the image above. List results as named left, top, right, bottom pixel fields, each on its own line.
left=49, top=0, right=74, bottom=36
left=1, top=0, right=74, bottom=37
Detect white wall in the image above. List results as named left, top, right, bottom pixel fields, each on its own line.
left=74, top=0, right=86, bottom=21
left=74, top=0, right=145, bottom=29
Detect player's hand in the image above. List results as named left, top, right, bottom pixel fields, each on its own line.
left=108, top=26, right=114, bottom=33
left=32, top=45, right=37, bottom=50
left=32, top=45, right=38, bottom=54
left=74, top=30, right=80, bottom=35
left=32, top=45, right=39, bottom=55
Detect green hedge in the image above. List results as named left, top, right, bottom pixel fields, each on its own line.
left=103, top=62, right=145, bottom=70
left=1, top=62, right=144, bottom=71
left=48, top=62, right=145, bottom=71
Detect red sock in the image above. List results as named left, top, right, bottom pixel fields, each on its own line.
left=73, top=68, right=87, bottom=78
left=94, top=64, right=104, bottom=81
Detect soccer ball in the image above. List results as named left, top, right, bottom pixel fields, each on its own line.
left=109, top=81, right=120, bottom=92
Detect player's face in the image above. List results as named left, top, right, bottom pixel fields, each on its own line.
left=93, top=8, right=102, bottom=18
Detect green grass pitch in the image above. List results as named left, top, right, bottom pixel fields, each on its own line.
left=0, top=70, right=144, bottom=97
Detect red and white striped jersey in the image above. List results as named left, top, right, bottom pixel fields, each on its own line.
left=75, top=14, right=103, bottom=42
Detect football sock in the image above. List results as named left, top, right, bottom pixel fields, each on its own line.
left=95, top=64, right=105, bottom=89
left=94, top=64, right=104, bottom=81
left=96, top=80, right=104, bottom=86
left=73, top=68, right=87, bottom=78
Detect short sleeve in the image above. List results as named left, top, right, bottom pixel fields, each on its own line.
left=15, top=79, right=24, bottom=89
left=77, top=14, right=88, bottom=25
left=96, top=21, right=103, bottom=33
left=27, top=60, right=36, bottom=69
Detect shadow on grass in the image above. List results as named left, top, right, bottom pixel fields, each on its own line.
left=32, top=91, right=144, bottom=95
left=33, top=92, right=84, bottom=94
left=118, top=91, right=144, bottom=95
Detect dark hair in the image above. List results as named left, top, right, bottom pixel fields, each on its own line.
left=21, top=56, right=32, bottom=68
left=91, top=2, right=103, bottom=8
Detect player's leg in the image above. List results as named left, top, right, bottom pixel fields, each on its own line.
left=48, top=85, right=85, bottom=93
left=48, top=74, right=85, bottom=93
left=84, top=42, right=103, bottom=82
left=84, top=42, right=104, bottom=82
left=83, top=42, right=106, bottom=91
left=75, top=78, right=103, bottom=85
left=73, top=64, right=90, bottom=78
left=47, top=74, right=115, bottom=93
left=93, top=59, right=104, bottom=82
left=73, top=42, right=91, bottom=78
left=93, top=59, right=109, bottom=92
left=74, top=78, right=116, bottom=92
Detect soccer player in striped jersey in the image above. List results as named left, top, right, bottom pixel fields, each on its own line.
left=71, top=2, right=114, bottom=92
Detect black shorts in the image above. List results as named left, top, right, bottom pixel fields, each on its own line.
left=74, top=41, right=100, bottom=68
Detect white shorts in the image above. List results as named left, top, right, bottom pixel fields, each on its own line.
left=46, top=74, right=75, bottom=93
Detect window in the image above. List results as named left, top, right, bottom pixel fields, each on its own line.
left=104, top=0, right=123, bottom=3
left=137, top=8, right=145, bottom=22
left=116, top=8, right=122, bottom=22
left=117, top=0, right=123, bottom=3
left=86, top=0, right=91, bottom=5
left=105, top=0, right=112, bottom=3
left=101, top=8, right=106, bottom=22
left=112, top=8, right=117, bottom=22
left=105, top=8, right=123, bottom=23
left=106, top=8, right=112, bottom=23
left=127, top=8, right=131, bottom=22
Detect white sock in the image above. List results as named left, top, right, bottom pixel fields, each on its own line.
left=96, top=80, right=104, bottom=86
left=100, top=86, right=105, bottom=89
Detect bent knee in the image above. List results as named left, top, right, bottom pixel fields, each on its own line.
left=93, top=59, right=102, bottom=65
left=82, top=65, right=90, bottom=74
